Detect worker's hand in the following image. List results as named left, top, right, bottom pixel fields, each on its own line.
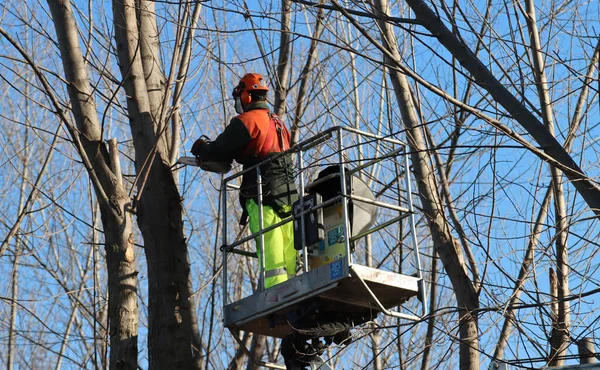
left=191, top=137, right=209, bottom=157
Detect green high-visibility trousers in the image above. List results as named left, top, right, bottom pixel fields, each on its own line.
left=246, top=199, right=296, bottom=288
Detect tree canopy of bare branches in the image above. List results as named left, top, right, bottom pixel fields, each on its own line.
left=1, top=0, right=599, bottom=369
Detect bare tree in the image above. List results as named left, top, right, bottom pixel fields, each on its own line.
left=46, top=0, right=139, bottom=366
left=2, top=0, right=599, bottom=369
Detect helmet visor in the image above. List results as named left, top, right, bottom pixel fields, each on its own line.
left=234, top=97, right=244, bottom=114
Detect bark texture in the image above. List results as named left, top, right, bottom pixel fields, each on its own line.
left=523, top=0, right=571, bottom=363
left=112, top=0, right=198, bottom=367
left=369, top=1, right=481, bottom=368
left=273, top=0, right=292, bottom=118
left=47, top=0, right=139, bottom=368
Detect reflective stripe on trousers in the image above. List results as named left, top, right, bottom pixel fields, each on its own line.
left=246, top=199, right=296, bottom=288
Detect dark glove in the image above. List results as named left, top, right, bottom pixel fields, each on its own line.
left=191, top=136, right=210, bottom=157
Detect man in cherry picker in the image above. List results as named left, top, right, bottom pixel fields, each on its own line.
left=191, top=73, right=353, bottom=369
left=191, top=72, right=298, bottom=289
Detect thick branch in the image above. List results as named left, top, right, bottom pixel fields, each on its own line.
left=291, top=5, right=325, bottom=145
left=403, top=0, right=600, bottom=216
left=273, top=0, right=292, bottom=117
left=169, top=3, right=203, bottom=164
left=360, top=0, right=480, bottom=368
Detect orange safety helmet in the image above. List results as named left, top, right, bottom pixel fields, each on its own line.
left=232, top=73, right=269, bottom=105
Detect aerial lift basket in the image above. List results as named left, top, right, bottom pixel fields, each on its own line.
left=219, top=126, right=427, bottom=367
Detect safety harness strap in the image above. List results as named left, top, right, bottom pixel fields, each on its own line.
left=256, top=113, right=289, bottom=159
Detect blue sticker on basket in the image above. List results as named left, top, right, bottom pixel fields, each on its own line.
left=328, top=227, right=339, bottom=246
left=330, top=259, right=343, bottom=280
left=319, top=240, right=325, bottom=252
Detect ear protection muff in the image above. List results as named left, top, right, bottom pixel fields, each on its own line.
left=240, top=90, right=251, bottom=105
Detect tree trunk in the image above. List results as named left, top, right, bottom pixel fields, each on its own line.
left=103, top=194, right=139, bottom=370
left=112, top=0, right=198, bottom=366
left=8, top=80, right=30, bottom=370
left=246, top=334, right=267, bottom=370
left=47, top=0, right=140, bottom=367
left=420, top=254, right=437, bottom=370
left=369, top=1, right=480, bottom=368
left=228, top=331, right=251, bottom=370
left=523, top=0, right=571, bottom=362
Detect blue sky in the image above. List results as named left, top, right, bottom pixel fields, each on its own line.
left=1, top=0, right=599, bottom=368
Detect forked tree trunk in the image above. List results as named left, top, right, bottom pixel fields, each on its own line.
left=46, top=0, right=139, bottom=368
left=112, top=0, right=198, bottom=367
